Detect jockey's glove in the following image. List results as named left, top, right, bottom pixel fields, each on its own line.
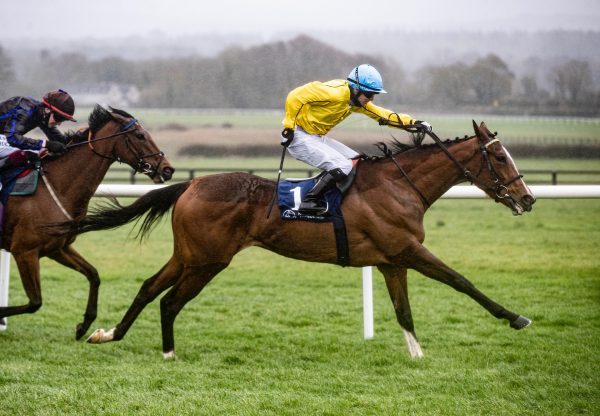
left=414, top=120, right=433, bottom=133
left=46, top=140, right=67, bottom=155
left=281, top=128, right=295, bottom=147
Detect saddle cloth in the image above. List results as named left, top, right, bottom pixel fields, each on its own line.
left=277, top=176, right=349, bottom=266
left=0, top=165, right=39, bottom=204
left=277, top=175, right=343, bottom=222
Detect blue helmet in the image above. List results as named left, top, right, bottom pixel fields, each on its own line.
left=347, top=64, right=387, bottom=94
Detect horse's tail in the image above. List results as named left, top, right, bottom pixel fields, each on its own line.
left=53, top=181, right=191, bottom=240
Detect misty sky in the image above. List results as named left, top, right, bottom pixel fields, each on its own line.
left=8, top=0, right=600, bottom=40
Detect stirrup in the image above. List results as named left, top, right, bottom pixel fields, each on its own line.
left=298, top=200, right=329, bottom=215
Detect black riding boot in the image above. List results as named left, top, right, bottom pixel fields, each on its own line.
left=299, top=168, right=347, bottom=214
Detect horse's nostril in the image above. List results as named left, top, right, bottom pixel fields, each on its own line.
left=523, top=194, right=536, bottom=206
left=162, top=167, right=174, bottom=180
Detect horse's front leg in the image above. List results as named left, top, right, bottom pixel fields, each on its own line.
left=377, top=264, right=423, bottom=358
left=88, top=257, right=183, bottom=346
left=406, top=244, right=531, bottom=330
left=48, top=245, right=100, bottom=340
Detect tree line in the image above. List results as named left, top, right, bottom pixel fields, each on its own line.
left=0, top=35, right=597, bottom=116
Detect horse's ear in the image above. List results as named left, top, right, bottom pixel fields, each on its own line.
left=472, top=120, right=484, bottom=141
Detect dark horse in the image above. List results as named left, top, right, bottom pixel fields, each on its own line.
left=58, top=121, right=535, bottom=358
left=0, top=105, right=174, bottom=339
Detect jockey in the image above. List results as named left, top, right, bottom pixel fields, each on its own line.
left=0, top=89, right=76, bottom=172
left=281, top=64, right=432, bottom=214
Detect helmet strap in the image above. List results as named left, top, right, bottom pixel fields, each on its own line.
left=42, top=107, right=52, bottom=127
left=349, top=87, right=362, bottom=107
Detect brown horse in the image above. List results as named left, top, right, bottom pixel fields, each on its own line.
left=60, top=121, right=535, bottom=358
left=0, top=105, right=174, bottom=339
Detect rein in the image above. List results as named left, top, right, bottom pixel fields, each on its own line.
left=388, top=125, right=523, bottom=204
left=426, top=130, right=523, bottom=201
left=389, top=153, right=431, bottom=208
left=66, top=119, right=165, bottom=177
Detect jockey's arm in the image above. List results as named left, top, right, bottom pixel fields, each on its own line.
left=282, top=85, right=310, bottom=130
left=40, top=123, right=68, bottom=144
left=355, top=101, right=416, bottom=128
left=7, top=111, right=45, bottom=151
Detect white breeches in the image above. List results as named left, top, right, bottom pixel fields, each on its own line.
left=286, top=127, right=358, bottom=175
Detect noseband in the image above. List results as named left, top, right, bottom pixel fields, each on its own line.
left=475, top=137, right=523, bottom=202
left=69, top=118, right=165, bottom=177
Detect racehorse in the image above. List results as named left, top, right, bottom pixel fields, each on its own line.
left=0, top=105, right=174, bottom=339
left=58, top=121, right=535, bottom=358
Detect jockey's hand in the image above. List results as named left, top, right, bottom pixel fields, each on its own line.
left=75, top=127, right=89, bottom=140
left=281, top=128, right=294, bottom=147
left=45, top=140, right=67, bottom=155
left=414, top=120, right=433, bottom=133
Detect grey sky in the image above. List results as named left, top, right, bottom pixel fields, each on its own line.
left=8, top=0, right=600, bottom=40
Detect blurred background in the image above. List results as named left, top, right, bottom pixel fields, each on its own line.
left=3, top=0, right=599, bottom=113
left=3, top=0, right=599, bottom=171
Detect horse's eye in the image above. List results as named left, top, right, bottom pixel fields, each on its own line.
left=495, top=155, right=507, bottom=163
left=135, top=132, right=146, bottom=140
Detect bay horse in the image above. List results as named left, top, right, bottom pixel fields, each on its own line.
left=59, top=121, right=535, bottom=358
left=0, top=105, right=174, bottom=339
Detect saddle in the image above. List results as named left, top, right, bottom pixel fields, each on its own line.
left=277, top=167, right=356, bottom=220
left=277, top=166, right=357, bottom=266
left=0, top=163, right=40, bottom=204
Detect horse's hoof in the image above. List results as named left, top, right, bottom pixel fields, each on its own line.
left=163, top=350, right=176, bottom=360
left=75, top=324, right=86, bottom=340
left=86, top=328, right=114, bottom=343
left=510, top=315, right=532, bottom=330
left=87, top=329, right=104, bottom=343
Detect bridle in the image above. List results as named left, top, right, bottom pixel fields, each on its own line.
left=389, top=126, right=523, bottom=208
left=67, top=117, right=165, bottom=177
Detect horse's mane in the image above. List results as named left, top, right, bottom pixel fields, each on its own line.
left=88, top=105, right=113, bottom=133
left=87, top=104, right=134, bottom=133
left=109, top=106, right=134, bottom=119
left=358, top=134, right=472, bottom=161
left=62, top=105, right=135, bottom=145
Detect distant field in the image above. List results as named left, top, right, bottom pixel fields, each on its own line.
left=106, top=156, right=600, bottom=185
left=74, top=107, right=600, bottom=143
left=65, top=108, right=600, bottom=183
left=106, top=108, right=600, bottom=141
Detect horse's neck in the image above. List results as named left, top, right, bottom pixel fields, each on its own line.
left=42, top=141, right=113, bottom=217
left=415, top=139, right=480, bottom=204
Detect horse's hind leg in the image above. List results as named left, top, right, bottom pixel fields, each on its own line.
left=159, top=262, right=228, bottom=359
left=378, top=264, right=423, bottom=358
left=49, top=245, right=100, bottom=340
left=0, top=251, right=43, bottom=319
left=408, top=244, right=531, bottom=329
left=87, top=257, right=183, bottom=344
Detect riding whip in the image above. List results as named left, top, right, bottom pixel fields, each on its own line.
left=266, top=144, right=287, bottom=219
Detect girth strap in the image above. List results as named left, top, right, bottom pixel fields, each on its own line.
left=331, top=215, right=349, bottom=267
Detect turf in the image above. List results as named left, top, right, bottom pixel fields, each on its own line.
left=1, top=197, right=598, bottom=415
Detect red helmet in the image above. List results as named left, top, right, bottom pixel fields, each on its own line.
left=42, top=89, right=77, bottom=122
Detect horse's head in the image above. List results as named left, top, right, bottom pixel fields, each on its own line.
left=470, top=120, right=535, bottom=215
left=87, top=105, right=174, bottom=183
